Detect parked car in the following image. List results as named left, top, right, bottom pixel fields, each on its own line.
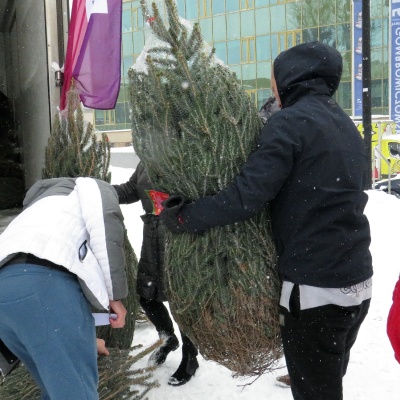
left=374, top=176, right=400, bottom=198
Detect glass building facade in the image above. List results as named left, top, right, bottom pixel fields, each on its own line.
left=95, top=0, right=390, bottom=134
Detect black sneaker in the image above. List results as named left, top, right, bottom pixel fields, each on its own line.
left=168, top=352, right=199, bottom=386
left=148, top=333, right=179, bottom=367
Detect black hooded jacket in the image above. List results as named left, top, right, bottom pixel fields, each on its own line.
left=113, top=162, right=167, bottom=301
left=180, top=42, right=373, bottom=288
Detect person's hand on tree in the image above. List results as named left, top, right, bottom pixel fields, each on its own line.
left=160, top=195, right=188, bottom=233
left=96, top=338, right=109, bottom=356
left=109, top=300, right=127, bottom=328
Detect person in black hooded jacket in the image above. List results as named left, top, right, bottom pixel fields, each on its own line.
left=160, top=42, right=373, bottom=400
left=113, top=161, right=199, bottom=386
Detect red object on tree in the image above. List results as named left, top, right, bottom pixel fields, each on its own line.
left=387, top=277, right=400, bottom=363
left=146, top=190, right=169, bottom=215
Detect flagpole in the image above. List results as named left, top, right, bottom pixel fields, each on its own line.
left=362, top=0, right=372, bottom=188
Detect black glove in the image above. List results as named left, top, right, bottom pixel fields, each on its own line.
left=160, top=195, right=187, bottom=233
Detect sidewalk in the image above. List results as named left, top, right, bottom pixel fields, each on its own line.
left=0, top=208, right=21, bottom=234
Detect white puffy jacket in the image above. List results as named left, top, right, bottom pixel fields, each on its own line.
left=0, top=177, right=128, bottom=310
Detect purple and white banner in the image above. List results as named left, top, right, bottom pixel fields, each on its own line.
left=390, top=0, right=400, bottom=131
left=61, top=0, right=122, bottom=111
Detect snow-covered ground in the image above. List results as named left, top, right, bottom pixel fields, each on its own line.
left=110, top=154, right=400, bottom=400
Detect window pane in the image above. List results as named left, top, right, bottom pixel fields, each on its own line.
left=279, top=33, right=285, bottom=52
left=212, top=0, right=225, bottom=15
left=271, top=5, right=286, bottom=32
left=123, top=2, right=132, bottom=11
left=383, top=17, right=388, bottom=46
left=95, top=110, right=105, bottom=125
left=123, top=56, right=133, bottom=79
left=336, top=24, right=350, bottom=52
left=122, top=33, right=133, bottom=56
left=241, top=40, right=247, bottom=62
left=256, top=35, right=271, bottom=61
left=383, top=47, right=388, bottom=79
left=226, top=0, right=240, bottom=12
left=242, top=63, right=256, bottom=89
left=258, top=88, right=272, bottom=109
left=383, top=78, right=389, bottom=108
left=319, top=25, right=336, bottom=48
left=371, top=0, right=382, bottom=19
left=241, top=10, right=255, bottom=37
left=336, top=0, right=351, bottom=24
left=256, top=62, right=271, bottom=88
left=199, top=18, right=213, bottom=43
left=319, top=0, right=335, bottom=26
left=186, top=1, right=198, bottom=19
left=122, top=10, right=132, bottom=33
left=341, top=51, right=351, bottom=81
left=303, top=1, right=318, bottom=28
left=255, top=8, right=270, bottom=35
left=226, top=13, right=240, bottom=40
left=371, top=48, right=383, bottom=79
left=115, top=103, right=126, bottom=124
left=371, top=19, right=383, bottom=48
left=271, top=33, right=279, bottom=59
left=230, top=65, right=242, bottom=83
left=255, top=0, right=269, bottom=6
left=287, top=33, right=293, bottom=49
left=249, top=38, right=255, bottom=61
left=302, top=28, right=318, bottom=43
left=241, top=0, right=254, bottom=9
left=371, top=80, right=382, bottom=108
left=214, top=42, right=227, bottom=64
left=227, top=40, right=241, bottom=64
left=286, top=2, right=301, bottom=31
left=176, top=0, right=185, bottom=17
left=133, top=31, right=144, bottom=52
left=213, top=15, right=226, bottom=41
left=336, top=81, right=351, bottom=110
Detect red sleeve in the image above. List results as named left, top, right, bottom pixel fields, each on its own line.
left=387, top=278, right=400, bottom=363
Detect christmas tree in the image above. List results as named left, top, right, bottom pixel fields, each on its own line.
left=42, top=84, right=111, bottom=182
left=42, top=84, right=138, bottom=349
left=0, top=344, right=161, bottom=399
left=129, top=0, right=281, bottom=377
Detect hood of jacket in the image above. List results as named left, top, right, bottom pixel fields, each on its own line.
left=273, top=41, right=343, bottom=108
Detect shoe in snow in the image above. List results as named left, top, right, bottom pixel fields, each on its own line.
left=168, top=353, right=199, bottom=386
left=148, top=333, right=179, bottom=367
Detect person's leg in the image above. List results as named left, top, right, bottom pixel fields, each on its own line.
left=168, top=331, right=199, bottom=386
left=140, top=297, right=179, bottom=366
left=139, top=297, right=174, bottom=334
left=280, top=286, right=370, bottom=400
left=0, top=264, right=98, bottom=400
left=342, top=298, right=370, bottom=376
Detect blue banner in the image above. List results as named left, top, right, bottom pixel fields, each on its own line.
left=390, top=0, right=400, bottom=132
left=353, top=0, right=363, bottom=117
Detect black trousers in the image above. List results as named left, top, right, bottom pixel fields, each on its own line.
left=280, top=285, right=370, bottom=400
left=140, top=297, right=197, bottom=355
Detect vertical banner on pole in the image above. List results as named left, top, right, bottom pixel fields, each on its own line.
left=353, top=0, right=363, bottom=117
left=390, top=0, right=400, bottom=132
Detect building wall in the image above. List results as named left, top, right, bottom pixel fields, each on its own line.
left=0, top=0, right=68, bottom=189
left=94, top=0, right=390, bottom=137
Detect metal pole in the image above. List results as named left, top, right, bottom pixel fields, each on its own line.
left=362, top=0, right=372, bottom=188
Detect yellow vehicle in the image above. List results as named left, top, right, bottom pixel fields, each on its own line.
left=377, top=135, right=400, bottom=177
left=354, top=119, right=400, bottom=178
